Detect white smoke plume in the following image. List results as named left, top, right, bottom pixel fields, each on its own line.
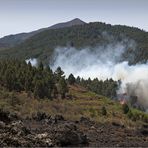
left=25, top=58, right=38, bottom=67
left=51, top=42, right=148, bottom=109
left=51, top=40, right=135, bottom=80
left=116, top=62, right=148, bottom=109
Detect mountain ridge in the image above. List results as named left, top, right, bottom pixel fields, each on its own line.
left=0, top=19, right=148, bottom=65
left=0, top=18, right=86, bottom=49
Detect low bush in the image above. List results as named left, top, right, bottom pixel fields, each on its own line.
left=122, top=103, right=129, bottom=114
left=101, top=106, right=107, bottom=116
left=127, top=108, right=148, bottom=122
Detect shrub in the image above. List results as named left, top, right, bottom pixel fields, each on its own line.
left=127, top=108, right=148, bottom=122
left=122, top=103, right=129, bottom=114
left=142, top=114, right=148, bottom=122
left=101, top=106, right=107, bottom=116
left=9, top=92, right=21, bottom=107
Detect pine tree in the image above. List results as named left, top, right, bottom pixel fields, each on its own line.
left=33, top=80, right=44, bottom=98
left=38, top=61, right=44, bottom=71
left=68, top=73, right=75, bottom=85
left=58, top=77, right=68, bottom=99
left=76, top=76, right=81, bottom=84
left=55, top=67, right=64, bottom=82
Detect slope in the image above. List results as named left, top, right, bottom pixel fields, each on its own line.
left=0, top=18, right=86, bottom=49
left=0, top=83, right=148, bottom=146
left=0, top=84, right=147, bottom=125
left=0, top=21, right=148, bottom=64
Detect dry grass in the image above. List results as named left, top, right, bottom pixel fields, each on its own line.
left=0, top=85, right=146, bottom=127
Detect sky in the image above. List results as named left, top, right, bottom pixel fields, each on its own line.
left=0, top=0, right=147, bottom=37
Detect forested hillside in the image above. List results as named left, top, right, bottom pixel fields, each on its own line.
left=0, top=60, right=148, bottom=147
left=0, top=18, right=85, bottom=49
left=0, top=21, right=148, bottom=64
left=0, top=59, right=118, bottom=100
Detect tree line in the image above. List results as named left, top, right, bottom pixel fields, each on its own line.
left=0, top=59, right=118, bottom=99
left=0, top=59, right=68, bottom=99
left=68, top=74, right=118, bottom=98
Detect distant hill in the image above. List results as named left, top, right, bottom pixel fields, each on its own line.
left=0, top=18, right=86, bottom=49
left=0, top=19, right=148, bottom=64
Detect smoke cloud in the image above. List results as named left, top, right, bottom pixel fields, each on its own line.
left=26, top=58, right=38, bottom=67
left=51, top=41, right=148, bottom=109
left=51, top=39, right=135, bottom=80
left=117, top=62, right=148, bottom=109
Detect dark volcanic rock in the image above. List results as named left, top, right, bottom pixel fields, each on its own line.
left=0, top=109, right=18, bottom=123
left=53, top=123, right=88, bottom=146
left=0, top=111, right=148, bottom=147
left=140, top=128, right=148, bottom=136
left=0, top=121, right=5, bottom=128
left=80, top=116, right=91, bottom=124
left=49, top=115, right=65, bottom=124
left=112, top=121, right=125, bottom=128
left=34, top=132, right=53, bottom=147
left=32, top=112, right=65, bottom=125
left=0, top=109, right=11, bottom=123
left=32, top=112, right=49, bottom=121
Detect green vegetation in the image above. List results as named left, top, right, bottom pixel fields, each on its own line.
left=0, top=84, right=147, bottom=127
left=58, top=77, right=68, bottom=99
left=0, top=59, right=118, bottom=99
left=0, top=22, right=148, bottom=64
left=0, top=59, right=148, bottom=127
left=68, top=73, right=76, bottom=85
left=127, top=108, right=148, bottom=122
left=101, top=106, right=107, bottom=116
left=78, top=77, right=118, bottom=98
left=0, top=59, right=68, bottom=99
left=0, top=85, right=126, bottom=120
left=120, top=103, right=148, bottom=123
left=122, top=103, right=130, bottom=114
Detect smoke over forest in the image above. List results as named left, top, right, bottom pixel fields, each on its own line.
left=51, top=40, right=148, bottom=110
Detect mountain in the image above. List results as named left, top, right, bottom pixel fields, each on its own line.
left=49, top=18, right=86, bottom=29
left=0, top=33, right=35, bottom=49
left=0, top=19, right=148, bottom=64
left=0, top=18, right=86, bottom=49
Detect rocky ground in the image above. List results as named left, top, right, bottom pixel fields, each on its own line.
left=0, top=110, right=148, bottom=147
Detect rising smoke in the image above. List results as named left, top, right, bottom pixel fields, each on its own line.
left=51, top=41, right=148, bottom=110
left=25, top=38, right=148, bottom=109
left=51, top=38, right=136, bottom=80
left=26, top=58, right=38, bottom=67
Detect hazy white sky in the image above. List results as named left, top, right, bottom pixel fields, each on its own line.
left=0, top=0, right=147, bottom=37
